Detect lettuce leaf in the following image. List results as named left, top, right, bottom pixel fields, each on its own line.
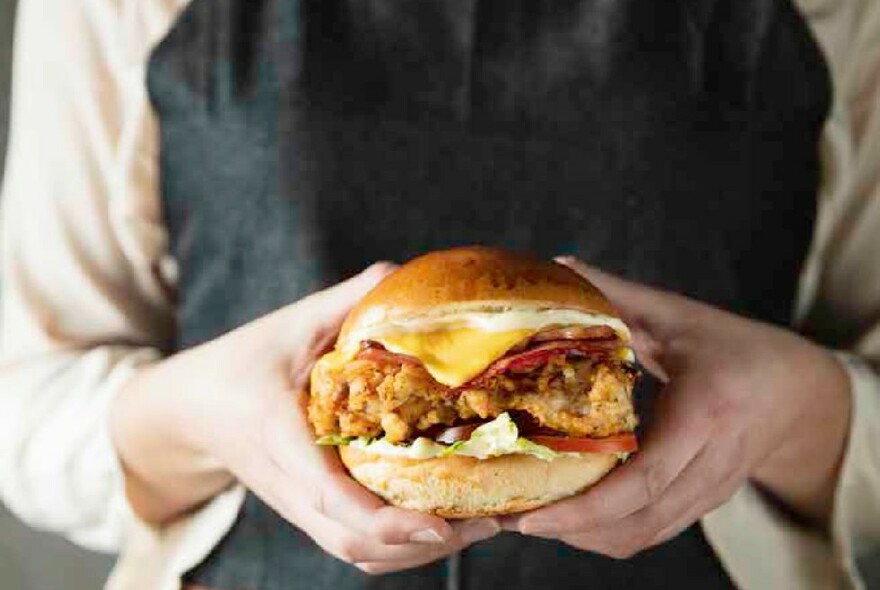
left=514, top=438, right=560, bottom=461
left=315, top=413, right=570, bottom=461
left=316, top=434, right=356, bottom=446
left=438, top=440, right=467, bottom=457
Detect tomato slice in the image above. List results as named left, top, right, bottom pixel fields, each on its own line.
left=528, top=433, right=638, bottom=453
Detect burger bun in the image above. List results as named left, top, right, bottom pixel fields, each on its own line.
left=339, top=445, right=619, bottom=518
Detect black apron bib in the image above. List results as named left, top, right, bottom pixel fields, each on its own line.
left=147, top=1, right=830, bottom=588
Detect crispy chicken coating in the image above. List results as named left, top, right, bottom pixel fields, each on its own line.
left=309, top=354, right=637, bottom=443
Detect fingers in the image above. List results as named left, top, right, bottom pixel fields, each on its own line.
left=312, top=469, right=454, bottom=545
left=354, top=519, right=501, bottom=575
left=258, top=463, right=499, bottom=575
left=252, top=429, right=499, bottom=573
left=512, top=379, right=712, bottom=537
left=553, top=256, right=691, bottom=344
left=301, top=262, right=397, bottom=323
left=279, top=262, right=397, bottom=385
left=552, top=257, right=675, bottom=381
left=271, top=262, right=396, bottom=354
left=356, top=519, right=501, bottom=574
left=241, top=449, right=457, bottom=553
left=262, top=485, right=440, bottom=566
left=554, top=441, right=742, bottom=559
left=306, top=512, right=498, bottom=565
left=351, top=518, right=501, bottom=575
left=267, top=391, right=454, bottom=546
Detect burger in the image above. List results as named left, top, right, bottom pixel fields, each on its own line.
left=308, top=246, right=638, bottom=517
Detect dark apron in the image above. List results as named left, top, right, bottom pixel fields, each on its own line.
left=147, top=0, right=830, bottom=588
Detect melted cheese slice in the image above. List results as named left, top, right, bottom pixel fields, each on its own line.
left=375, top=328, right=533, bottom=387
left=330, top=309, right=633, bottom=387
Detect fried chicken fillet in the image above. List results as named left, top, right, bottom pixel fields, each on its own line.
left=307, top=247, right=639, bottom=517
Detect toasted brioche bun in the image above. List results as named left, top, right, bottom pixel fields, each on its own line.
left=320, top=247, right=630, bottom=517
left=338, top=246, right=621, bottom=350
left=339, top=445, right=619, bottom=518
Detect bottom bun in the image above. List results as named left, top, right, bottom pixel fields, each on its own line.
left=338, top=446, right=620, bottom=518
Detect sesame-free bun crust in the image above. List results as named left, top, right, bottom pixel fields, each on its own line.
left=339, top=446, right=619, bottom=518
left=339, top=246, right=619, bottom=348
left=331, top=248, right=624, bottom=516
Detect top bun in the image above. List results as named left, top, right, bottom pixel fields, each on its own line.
left=339, top=246, right=619, bottom=347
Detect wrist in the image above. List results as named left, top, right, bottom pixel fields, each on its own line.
left=110, top=357, right=234, bottom=525
left=751, top=341, right=851, bottom=525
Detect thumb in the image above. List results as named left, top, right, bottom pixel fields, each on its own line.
left=553, top=256, right=686, bottom=340
left=273, top=262, right=396, bottom=352
left=301, top=262, right=397, bottom=324
left=554, top=257, right=696, bottom=381
left=275, top=262, right=397, bottom=380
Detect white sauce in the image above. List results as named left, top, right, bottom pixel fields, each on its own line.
left=347, top=309, right=631, bottom=343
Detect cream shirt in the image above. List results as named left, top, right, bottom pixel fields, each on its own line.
left=1, top=0, right=879, bottom=588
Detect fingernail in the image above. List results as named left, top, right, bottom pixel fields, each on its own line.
left=409, top=529, right=446, bottom=544
left=517, top=518, right=557, bottom=536
left=460, top=518, right=501, bottom=544
left=367, top=261, right=396, bottom=276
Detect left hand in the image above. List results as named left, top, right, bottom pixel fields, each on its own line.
left=504, top=256, right=852, bottom=558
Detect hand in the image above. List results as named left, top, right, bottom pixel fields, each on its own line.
left=111, top=263, right=500, bottom=574
left=504, top=257, right=851, bottom=558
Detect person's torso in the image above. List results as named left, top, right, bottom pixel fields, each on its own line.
left=146, top=0, right=830, bottom=587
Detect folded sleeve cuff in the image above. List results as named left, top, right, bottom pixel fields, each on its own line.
left=830, top=353, right=880, bottom=584
left=107, top=484, right=246, bottom=590
left=703, top=352, right=880, bottom=590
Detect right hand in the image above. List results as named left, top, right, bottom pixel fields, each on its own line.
left=111, top=263, right=500, bottom=574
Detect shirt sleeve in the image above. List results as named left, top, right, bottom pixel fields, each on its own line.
left=802, top=0, right=880, bottom=578
left=749, top=0, right=880, bottom=584
left=0, top=0, right=176, bottom=552
left=702, top=1, right=880, bottom=587
left=830, top=356, right=880, bottom=583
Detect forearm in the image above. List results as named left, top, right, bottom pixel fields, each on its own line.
left=0, top=347, right=162, bottom=551
left=751, top=343, right=852, bottom=526
left=110, top=348, right=235, bottom=526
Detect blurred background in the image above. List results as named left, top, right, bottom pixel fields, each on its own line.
left=0, top=0, right=114, bottom=587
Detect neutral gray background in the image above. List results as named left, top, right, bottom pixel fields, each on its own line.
left=1, top=0, right=115, bottom=587
left=1, top=0, right=13, bottom=175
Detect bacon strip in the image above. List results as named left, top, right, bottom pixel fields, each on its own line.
left=354, top=330, right=626, bottom=384
left=528, top=325, right=617, bottom=343
left=469, top=339, right=622, bottom=384
left=355, top=342, right=421, bottom=366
